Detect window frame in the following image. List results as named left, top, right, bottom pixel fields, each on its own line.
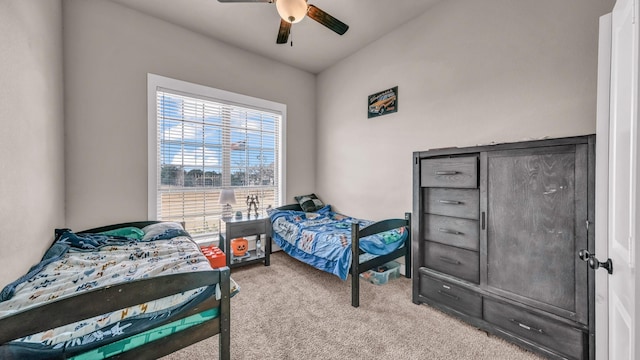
left=147, top=73, right=286, bottom=238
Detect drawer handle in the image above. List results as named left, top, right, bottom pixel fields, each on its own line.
left=438, top=256, right=461, bottom=265
left=438, top=200, right=463, bottom=205
left=437, top=290, right=459, bottom=301
left=438, top=228, right=463, bottom=235
left=509, top=318, right=545, bottom=334
left=435, top=170, right=459, bottom=175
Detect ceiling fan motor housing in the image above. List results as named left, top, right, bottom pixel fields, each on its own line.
left=276, top=0, right=308, bottom=23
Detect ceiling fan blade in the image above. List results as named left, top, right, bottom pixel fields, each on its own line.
left=307, top=4, right=349, bottom=35
left=217, top=0, right=272, bottom=3
left=276, top=19, right=291, bottom=44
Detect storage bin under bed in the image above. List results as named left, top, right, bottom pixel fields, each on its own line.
left=359, top=261, right=400, bottom=285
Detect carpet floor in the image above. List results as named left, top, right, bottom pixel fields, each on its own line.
left=162, top=252, right=544, bottom=360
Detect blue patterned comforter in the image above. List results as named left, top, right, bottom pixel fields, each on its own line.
left=269, top=205, right=407, bottom=280
left=0, top=223, right=234, bottom=359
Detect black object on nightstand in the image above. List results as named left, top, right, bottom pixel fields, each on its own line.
left=219, top=216, right=271, bottom=269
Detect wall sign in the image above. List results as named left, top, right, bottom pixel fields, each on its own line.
left=368, top=86, right=398, bottom=118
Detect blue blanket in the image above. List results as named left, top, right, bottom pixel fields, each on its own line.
left=269, top=206, right=407, bottom=280
left=0, top=225, right=222, bottom=359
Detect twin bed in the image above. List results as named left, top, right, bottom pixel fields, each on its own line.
left=0, top=221, right=235, bottom=360
left=269, top=203, right=411, bottom=307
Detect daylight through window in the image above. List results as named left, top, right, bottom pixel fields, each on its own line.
left=150, top=78, right=283, bottom=239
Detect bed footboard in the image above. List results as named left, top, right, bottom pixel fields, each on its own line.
left=0, top=267, right=231, bottom=360
left=350, top=212, right=411, bottom=307
left=109, top=268, right=231, bottom=360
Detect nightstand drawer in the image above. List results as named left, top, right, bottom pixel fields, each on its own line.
left=423, top=214, right=479, bottom=251
left=424, top=241, right=479, bottom=283
left=420, top=274, right=482, bottom=318
left=423, top=188, right=479, bottom=220
left=484, top=298, right=585, bottom=359
left=420, top=157, right=478, bottom=188
left=227, top=220, right=267, bottom=238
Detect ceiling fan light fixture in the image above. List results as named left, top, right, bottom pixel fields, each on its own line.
left=276, top=0, right=307, bottom=24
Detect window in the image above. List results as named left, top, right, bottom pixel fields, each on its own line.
left=148, top=74, right=285, bottom=240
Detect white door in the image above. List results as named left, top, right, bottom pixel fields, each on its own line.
left=595, top=11, right=612, bottom=360
left=607, top=0, right=638, bottom=359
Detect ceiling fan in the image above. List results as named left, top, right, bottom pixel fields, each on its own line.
left=217, top=0, right=349, bottom=44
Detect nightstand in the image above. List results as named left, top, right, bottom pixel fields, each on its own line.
left=219, top=216, right=271, bottom=268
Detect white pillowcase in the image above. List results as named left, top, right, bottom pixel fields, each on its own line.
left=141, top=222, right=184, bottom=241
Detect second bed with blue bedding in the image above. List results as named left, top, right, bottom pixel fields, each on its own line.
left=269, top=204, right=411, bottom=307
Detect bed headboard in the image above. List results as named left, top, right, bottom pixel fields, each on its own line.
left=276, top=204, right=304, bottom=211
left=78, top=221, right=186, bottom=233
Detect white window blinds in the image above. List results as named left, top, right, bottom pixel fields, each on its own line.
left=154, top=86, right=282, bottom=238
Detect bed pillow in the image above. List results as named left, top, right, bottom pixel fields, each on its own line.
left=294, top=193, right=325, bottom=212
left=141, top=222, right=185, bottom=242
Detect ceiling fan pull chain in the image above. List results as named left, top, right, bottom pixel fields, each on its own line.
left=290, top=29, right=293, bottom=47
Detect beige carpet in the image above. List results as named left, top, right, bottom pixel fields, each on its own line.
left=163, top=252, right=543, bottom=360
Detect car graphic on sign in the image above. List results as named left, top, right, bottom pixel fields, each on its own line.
left=368, top=92, right=397, bottom=115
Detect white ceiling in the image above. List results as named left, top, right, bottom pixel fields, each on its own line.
left=111, top=0, right=441, bottom=74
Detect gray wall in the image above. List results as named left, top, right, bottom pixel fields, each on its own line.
left=63, top=0, right=316, bottom=230
left=0, top=0, right=65, bottom=288
left=316, top=0, right=614, bottom=220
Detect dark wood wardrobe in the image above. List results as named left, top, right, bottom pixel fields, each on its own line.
left=412, top=135, right=595, bottom=360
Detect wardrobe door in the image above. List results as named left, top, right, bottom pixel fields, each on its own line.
left=481, top=145, right=589, bottom=324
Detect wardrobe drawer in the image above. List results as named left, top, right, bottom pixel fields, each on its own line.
left=420, top=157, right=478, bottom=188
left=484, top=298, right=585, bottom=359
left=424, top=241, right=479, bottom=283
left=420, top=274, right=482, bottom=318
left=423, top=214, right=479, bottom=251
left=423, top=188, right=479, bottom=220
